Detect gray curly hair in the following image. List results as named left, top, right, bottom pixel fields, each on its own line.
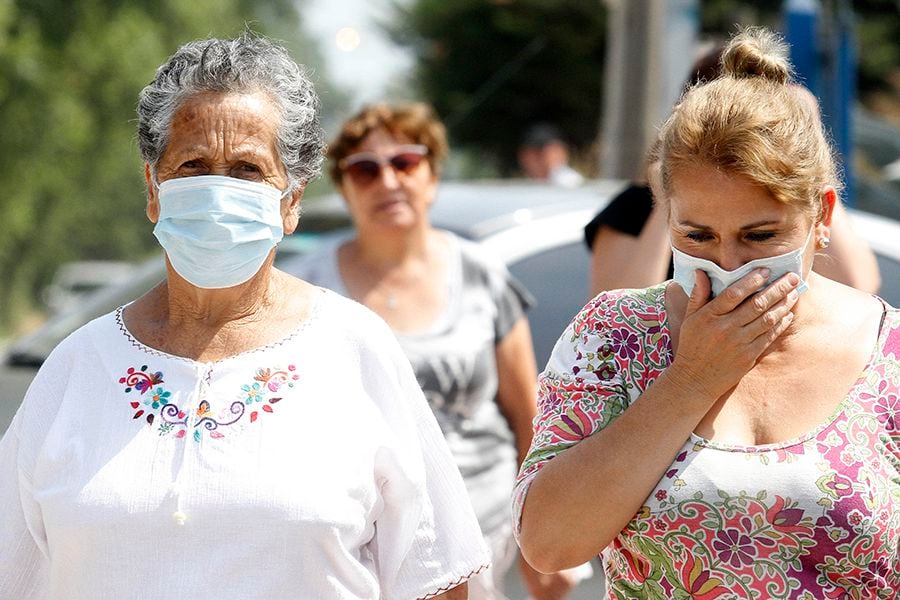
left=137, top=32, right=324, bottom=188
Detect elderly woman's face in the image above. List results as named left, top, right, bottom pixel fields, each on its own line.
left=338, top=128, right=437, bottom=232
left=667, top=162, right=828, bottom=274
left=145, top=92, right=301, bottom=234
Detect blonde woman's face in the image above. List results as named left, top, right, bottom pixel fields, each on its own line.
left=667, top=163, right=817, bottom=273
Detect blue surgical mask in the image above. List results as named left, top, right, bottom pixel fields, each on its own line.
left=672, top=228, right=813, bottom=297
left=153, top=175, right=287, bottom=289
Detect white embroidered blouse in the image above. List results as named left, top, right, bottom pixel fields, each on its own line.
left=0, top=288, right=489, bottom=599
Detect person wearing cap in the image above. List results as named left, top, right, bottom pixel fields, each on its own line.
left=517, top=123, right=584, bottom=188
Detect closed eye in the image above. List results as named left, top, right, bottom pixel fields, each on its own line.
left=685, top=231, right=714, bottom=242
left=745, top=231, right=776, bottom=242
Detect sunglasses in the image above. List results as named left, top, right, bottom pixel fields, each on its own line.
left=340, top=145, right=429, bottom=185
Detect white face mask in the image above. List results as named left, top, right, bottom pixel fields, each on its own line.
left=672, top=228, right=813, bottom=298
left=153, top=175, right=287, bottom=289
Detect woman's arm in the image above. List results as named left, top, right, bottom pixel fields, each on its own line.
left=518, top=269, right=800, bottom=572
left=0, top=418, right=48, bottom=598
left=589, top=165, right=671, bottom=298
left=495, top=317, right=581, bottom=600
left=812, top=201, right=881, bottom=293
left=589, top=204, right=671, bottom=297
left=494, top=317, right=539, bottom=465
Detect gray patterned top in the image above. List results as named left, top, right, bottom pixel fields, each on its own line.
left=285, top=231, right=534, bottom=536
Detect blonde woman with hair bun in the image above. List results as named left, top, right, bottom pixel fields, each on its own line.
left=586, top=30, right=879, bottom=299
left=515, top=27, right=898, bottom=598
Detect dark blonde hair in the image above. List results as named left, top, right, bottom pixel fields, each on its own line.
left=327, top=102, right=449, bottom=185
left=657, top=27, right=841, bottom=221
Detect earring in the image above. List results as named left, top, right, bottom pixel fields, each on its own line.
left=818, top=237, right=831, bottom=249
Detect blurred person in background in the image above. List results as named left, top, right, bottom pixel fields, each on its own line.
left=517, top=123, right=584, bottom=188
left=0, top=34, right=488, bottom=599
left=585, top=45, right=880, bottom=298
left=287, top=102, right=582, bottom=600
left=515, top=27, right=898, bottom=597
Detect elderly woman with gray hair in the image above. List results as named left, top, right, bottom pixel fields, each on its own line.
left=0, top=33, right=487, bottom=599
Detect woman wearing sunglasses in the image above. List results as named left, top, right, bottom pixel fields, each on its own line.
left=287, top=102, right=578, bottom=599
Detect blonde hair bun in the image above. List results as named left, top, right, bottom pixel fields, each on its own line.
left=721, top=26, right=793, bottom=85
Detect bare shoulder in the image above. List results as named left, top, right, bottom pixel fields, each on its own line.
left=813, top=274, right=886, bottom=316
left=807, top=274, right=886, bottom=348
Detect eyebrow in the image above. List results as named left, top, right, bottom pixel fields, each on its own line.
left=677, top=219, right=782, bottom=230
left=173, top=146, right=274, bottom=165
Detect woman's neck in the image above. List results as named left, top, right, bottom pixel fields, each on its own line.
left=121, top=258, right=321, bottom=362
left=160, top=259, right=279, bottom=329
left=352, top=223, right=433, bottom=270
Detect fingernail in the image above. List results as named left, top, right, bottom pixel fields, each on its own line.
left=788, top=290, right=799, bottom=303
left=758, top=268, right=770, bottom=278
left=787, top=273, right=800, bottom=285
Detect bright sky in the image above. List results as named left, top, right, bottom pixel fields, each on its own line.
left=302, top=0, right=414, bottom=107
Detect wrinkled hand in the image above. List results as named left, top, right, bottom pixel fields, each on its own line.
left=669, top=268, right=800, bottom=401
left=518, top=556, right=579, bottom=600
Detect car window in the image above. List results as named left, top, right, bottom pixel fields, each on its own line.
left=508, top=241, right=592, bottom=368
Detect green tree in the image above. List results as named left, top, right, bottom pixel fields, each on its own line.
left=0, top=0, right=338, bottom=333
left=697, top=0, right=899, bottom=97
left=391, top=0, right=896, bottom=176
left=388, top=0, right=608, bottom=176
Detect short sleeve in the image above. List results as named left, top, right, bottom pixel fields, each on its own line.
left=364, top=321, right=491, bottom=599
left=583, top=184, right=655, bottom=249
left=458, top=237, right=535, bottom=342
left=492, top=274, right=534, bottom=342
left=511, top=286, right=671, bottom=538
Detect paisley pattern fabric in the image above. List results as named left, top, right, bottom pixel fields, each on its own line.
left=513, top=283, right=900, bottom=599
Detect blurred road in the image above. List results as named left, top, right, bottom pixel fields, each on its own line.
left=503, top=554, right=606, bottom=599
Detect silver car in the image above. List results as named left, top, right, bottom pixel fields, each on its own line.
left=3, top=179, right=900, bottom=438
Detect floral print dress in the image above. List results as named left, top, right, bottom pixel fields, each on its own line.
left=513, top=283, right=900, bottom=599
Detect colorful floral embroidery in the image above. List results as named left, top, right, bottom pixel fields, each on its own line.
left=244, top=364, right=298, bottom=424
left=514, top=285, right=900, bottom=599
left=119, top=365, right=164, bottom=394
left=119, top=363, right=299, bottom=441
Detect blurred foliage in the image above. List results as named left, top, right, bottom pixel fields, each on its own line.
left=391, top=0, right=898, bottom=176
left=698, top=0, right=899, bottom=95
left=0, top=0, right=341, bottom=333
left=388, top=0, right=607, bottom=176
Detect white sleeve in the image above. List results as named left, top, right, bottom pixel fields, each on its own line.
left=0, top=368, right=59, bottom=598
left=367, top=327, right=491, bottom=600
